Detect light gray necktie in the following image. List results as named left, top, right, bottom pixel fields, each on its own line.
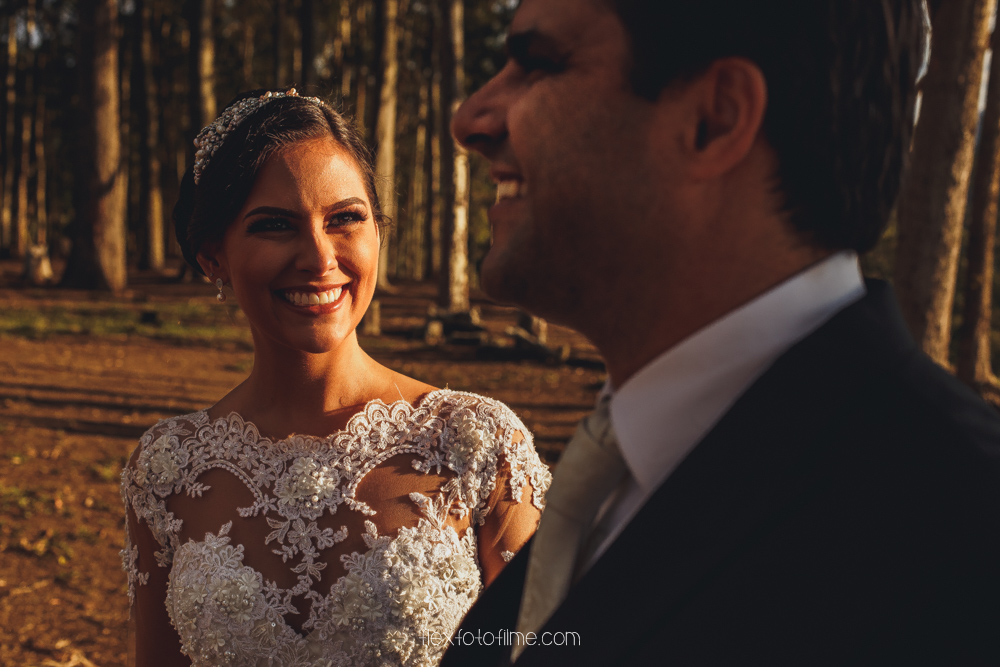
left=513, top=396, right=626, bottom=659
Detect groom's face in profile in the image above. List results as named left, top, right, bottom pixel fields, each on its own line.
left=453, top=0, right=690, bottom=327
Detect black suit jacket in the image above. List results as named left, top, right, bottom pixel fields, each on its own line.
left=441, top=281, right=1000, bottom=666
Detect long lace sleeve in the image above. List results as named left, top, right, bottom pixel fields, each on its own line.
left=418, top=392, right=550, bottom=584
left=120, top=412, right=208, bottom=602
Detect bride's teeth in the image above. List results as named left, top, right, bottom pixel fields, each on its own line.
left=283, top=288, right=346, bottom=306
left=496, top=181, right=522, bottom=203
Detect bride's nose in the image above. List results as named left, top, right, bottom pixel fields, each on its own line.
left=296, top=228, right=338, bottom=275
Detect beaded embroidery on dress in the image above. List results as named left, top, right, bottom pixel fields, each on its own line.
left=121, top=390, right=550, bottom=666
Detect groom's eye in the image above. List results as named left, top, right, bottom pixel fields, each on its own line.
left=516, top=53, right=565, bottom=75
left=506, top=31, right=567, bottom=75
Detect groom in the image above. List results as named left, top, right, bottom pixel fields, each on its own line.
left=443, top=0, right=1000, bottom=664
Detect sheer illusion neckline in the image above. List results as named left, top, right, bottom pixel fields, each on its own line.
left=197, top=388, right=446, bottom=446
left=123, top=390, right=552, bottom=666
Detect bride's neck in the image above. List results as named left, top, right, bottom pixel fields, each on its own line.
left=229, top=332, right=384, bottom=436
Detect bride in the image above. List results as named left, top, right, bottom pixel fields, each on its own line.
left=121, top=89, right=551, bottom=666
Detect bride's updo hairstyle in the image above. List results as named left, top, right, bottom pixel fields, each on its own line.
left=173, top=89, right=386, bottom=275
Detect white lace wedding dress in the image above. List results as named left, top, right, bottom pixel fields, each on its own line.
left=121, top=390, right=550, bottom=666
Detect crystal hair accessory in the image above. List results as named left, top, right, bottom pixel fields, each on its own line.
left=191, top=88, right=324, bottom=184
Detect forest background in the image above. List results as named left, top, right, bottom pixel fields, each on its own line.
left=0, top=0, right=999, bottom=664
left=0, top=0, right=999, bottom=385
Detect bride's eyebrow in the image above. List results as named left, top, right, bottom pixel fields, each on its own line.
left=243, top=206, right=299, bottom=220
left=325, top=197, right=369, bottom=213
left=243, top=198, right=369, bottom=220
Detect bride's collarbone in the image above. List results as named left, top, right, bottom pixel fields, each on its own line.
left=207, top=381, right=439, bottom=442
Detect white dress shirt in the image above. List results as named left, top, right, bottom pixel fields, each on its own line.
left=583, top=251, right=866, bottom=571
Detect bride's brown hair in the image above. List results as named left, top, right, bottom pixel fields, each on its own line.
left=173, top=89, right=387, bottom=275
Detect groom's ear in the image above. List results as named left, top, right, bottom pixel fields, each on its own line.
left=682, top=58, right=768, bottom=181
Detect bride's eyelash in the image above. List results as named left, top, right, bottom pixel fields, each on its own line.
left=246, top=217, right=291, bottom=233
left=245, top=210, right=367, bottom=234
left=329, top=210, right=368, bottom=226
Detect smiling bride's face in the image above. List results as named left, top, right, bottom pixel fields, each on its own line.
left=204, top=136, right=380, bottom=355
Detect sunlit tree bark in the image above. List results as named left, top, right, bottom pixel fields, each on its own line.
left=62, top=0, right=127, bottom=291
left=299, top=0, right=314, bottom=90
left=405, top=70, right=429, bottom=280
left=354, top=1, right=370, bottom=137
left=894, top=0, right=996, bottom=366
left=437, top=0, right=469, bottom=312
left=15, top=5, right=33, bottom=260
left=162, top=10, right=187, bottom=261
left=957, top=24, right=1000, bottom=387
left=335, top=0, right=353, bottom=101
left=33, top=56, right=46, bottom=246
left=425, top=58, right=441, bottom=279
left=189, top=0, right=216, bottom=130
left=2, top=17, right=17, bottom=255
left=242, top=21, right=255, bottom=88
left=137, top=0, right=165, bottom=270
left=274, top=0, right=286, bottom=86
left=375, top=0, right=399, bottom=290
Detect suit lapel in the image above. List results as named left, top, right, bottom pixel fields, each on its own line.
left=445, top=282, right=916, bottom=667
left=514, top=281, right=918, bottom=666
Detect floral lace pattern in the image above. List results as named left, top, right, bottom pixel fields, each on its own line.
left=121, top=390, right=550, bottom=666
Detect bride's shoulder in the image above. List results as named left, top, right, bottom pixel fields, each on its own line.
left=419, top=389, right=551, bottom=514
left=126, top=410, right=210, bottom=473
left=420, top=389, right=528, bottom=433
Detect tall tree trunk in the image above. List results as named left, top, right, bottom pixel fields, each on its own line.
left=119, top=11, right=134, bottom=260
left=407, top=72, right=429, bottom=281
left=242, top=22, right=255, bottom=88
left=365, top=1, right=383, bottom=142
left=299, top=0, right=314, bottom=90
left=356, top=66, right=368, bottom=136
left=336, top=0, right=353, bottom=101
left=274, top=0, right=286, bottom=86
left=374, top=0, right=398, bottom=290
left=2, top=18, right=17, bottom=255
left=957, top=25, right=1000, bottom=387
left=15, top=31, right=31, bottom=259
left=354, top=1, right=370, bottom=136
left=161, top=10, right=185, bottom=260
left=894, top=0, right=996, bottom=366
left=137, top=0, right=164, bottom=270
left=33, top=58, right=46, bottom=246
left=425, top=61, right=441, bottom=279
left=438, top=0, right=469, bottom=312
left=189, top=0, right=216, bottom=132
left=354, top=0, right=372, bottom=133
left=62, top=0, right=127, bottom=291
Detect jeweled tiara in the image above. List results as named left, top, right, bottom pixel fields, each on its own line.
left=191, top=88, right=324, bottom=184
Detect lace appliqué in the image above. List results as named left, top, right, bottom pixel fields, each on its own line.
left=121, top=390, right=551, bottom=667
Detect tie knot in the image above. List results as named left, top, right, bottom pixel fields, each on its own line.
left=543, top=397, right=625, bottom=522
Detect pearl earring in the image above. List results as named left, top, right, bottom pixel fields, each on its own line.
left=216, top=278, right=226, bottom=303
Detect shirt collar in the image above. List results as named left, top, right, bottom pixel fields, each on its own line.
left=607, top=251, right=866, bottom=491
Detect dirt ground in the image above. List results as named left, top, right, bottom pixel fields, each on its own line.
left=0, top=273, right=606, bottom=666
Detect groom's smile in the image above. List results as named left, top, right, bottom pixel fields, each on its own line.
left=453, top=0, right=676, bottom=338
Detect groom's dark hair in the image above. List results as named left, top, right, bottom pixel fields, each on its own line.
left=608, top=0, right=926, bottom=253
